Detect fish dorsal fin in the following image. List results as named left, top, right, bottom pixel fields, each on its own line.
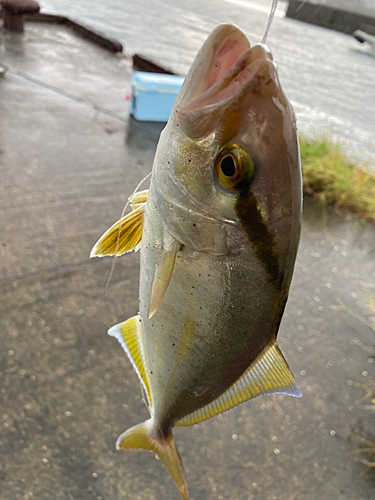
left=175, top=343, right=301, bottom=427
left=148, top=239, right=182, bottom=319
left=108, top=315, right=152, bottom=408
left=90, top=198, right=147, bottom=258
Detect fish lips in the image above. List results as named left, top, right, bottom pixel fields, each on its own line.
left=174, top=27, right=278, bottom=141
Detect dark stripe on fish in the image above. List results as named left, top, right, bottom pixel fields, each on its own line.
left=235, top=185, right=283, bottom=290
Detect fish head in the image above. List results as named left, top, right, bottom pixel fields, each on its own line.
left=152, top=23, right=301, bottom=290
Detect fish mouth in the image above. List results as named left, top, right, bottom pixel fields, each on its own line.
left=174, top=24, right=277, bottom=140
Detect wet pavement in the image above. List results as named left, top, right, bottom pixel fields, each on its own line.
left=41, top=0, right=375, bottom=164
left=0, top=22, right=374, bottom=500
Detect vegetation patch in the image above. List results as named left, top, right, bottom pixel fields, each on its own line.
left=299, top=136, right=375, bottom=223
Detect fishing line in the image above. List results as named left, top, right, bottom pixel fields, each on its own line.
left=1, top=63, right=128, bottom=123
left=3, top=63, right=156, bottom=299
left=2, top=62, right=167, bottom=140
left=262, top=0, right=278, bottom=44
left=101, top=171, right=152, bottom=300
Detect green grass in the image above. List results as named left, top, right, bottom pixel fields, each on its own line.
left=299, top=136, right=375, bottom=222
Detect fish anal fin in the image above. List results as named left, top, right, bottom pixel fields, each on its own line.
left=148, top=240, right=182, bottom=319
left=90, top=204, right=145, bottom=258
left=117, top=419, right=188, bottom=500
left=108, top=315, right=152, bottom=407
left=175, top=343, right=302, bottom=427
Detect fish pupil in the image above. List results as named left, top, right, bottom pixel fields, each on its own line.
left=220, top=155, right=236, bottom=177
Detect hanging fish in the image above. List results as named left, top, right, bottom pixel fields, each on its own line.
left=91, top=21, right=302, bottom=500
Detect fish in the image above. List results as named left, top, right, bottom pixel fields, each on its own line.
left=91, top=22, right=302, bottom=500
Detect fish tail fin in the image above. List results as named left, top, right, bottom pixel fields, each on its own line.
left=116, top=419, right=189, bottom=500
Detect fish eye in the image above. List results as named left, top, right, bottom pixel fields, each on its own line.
left=216, top=145, right=254, bottom=190
left=220, top=155, right=236, bottom=178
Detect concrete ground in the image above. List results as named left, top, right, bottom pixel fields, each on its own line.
left=0, top=22, right=374, bottom=500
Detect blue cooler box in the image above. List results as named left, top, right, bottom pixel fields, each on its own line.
left=129, top=72, right=185, bottom=122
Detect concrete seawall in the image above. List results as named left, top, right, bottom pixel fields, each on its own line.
left=286, top=0, right=375, bottom=34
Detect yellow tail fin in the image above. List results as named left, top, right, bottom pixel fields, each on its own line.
left=116, top=419, right=188, bottom=500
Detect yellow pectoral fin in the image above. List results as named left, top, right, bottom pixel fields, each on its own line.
left=90, top=204, right=145, bottom=258
left=148, top=240, right=182, bottom=319
left=108, top=315, right=152, bottom=408
left=130, top=189, right=149, bottom=209
left=175, top=343, right=302, bottom=427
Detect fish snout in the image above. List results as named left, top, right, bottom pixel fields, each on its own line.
left=175, top=43, right=279, bottom=141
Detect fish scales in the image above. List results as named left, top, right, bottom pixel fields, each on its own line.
left=91, top=22, right=302, bottom=500
left=140, top=194, right=279, bottom=425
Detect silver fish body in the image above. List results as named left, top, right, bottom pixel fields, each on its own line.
left=91, top=23, right=302, bottom=500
